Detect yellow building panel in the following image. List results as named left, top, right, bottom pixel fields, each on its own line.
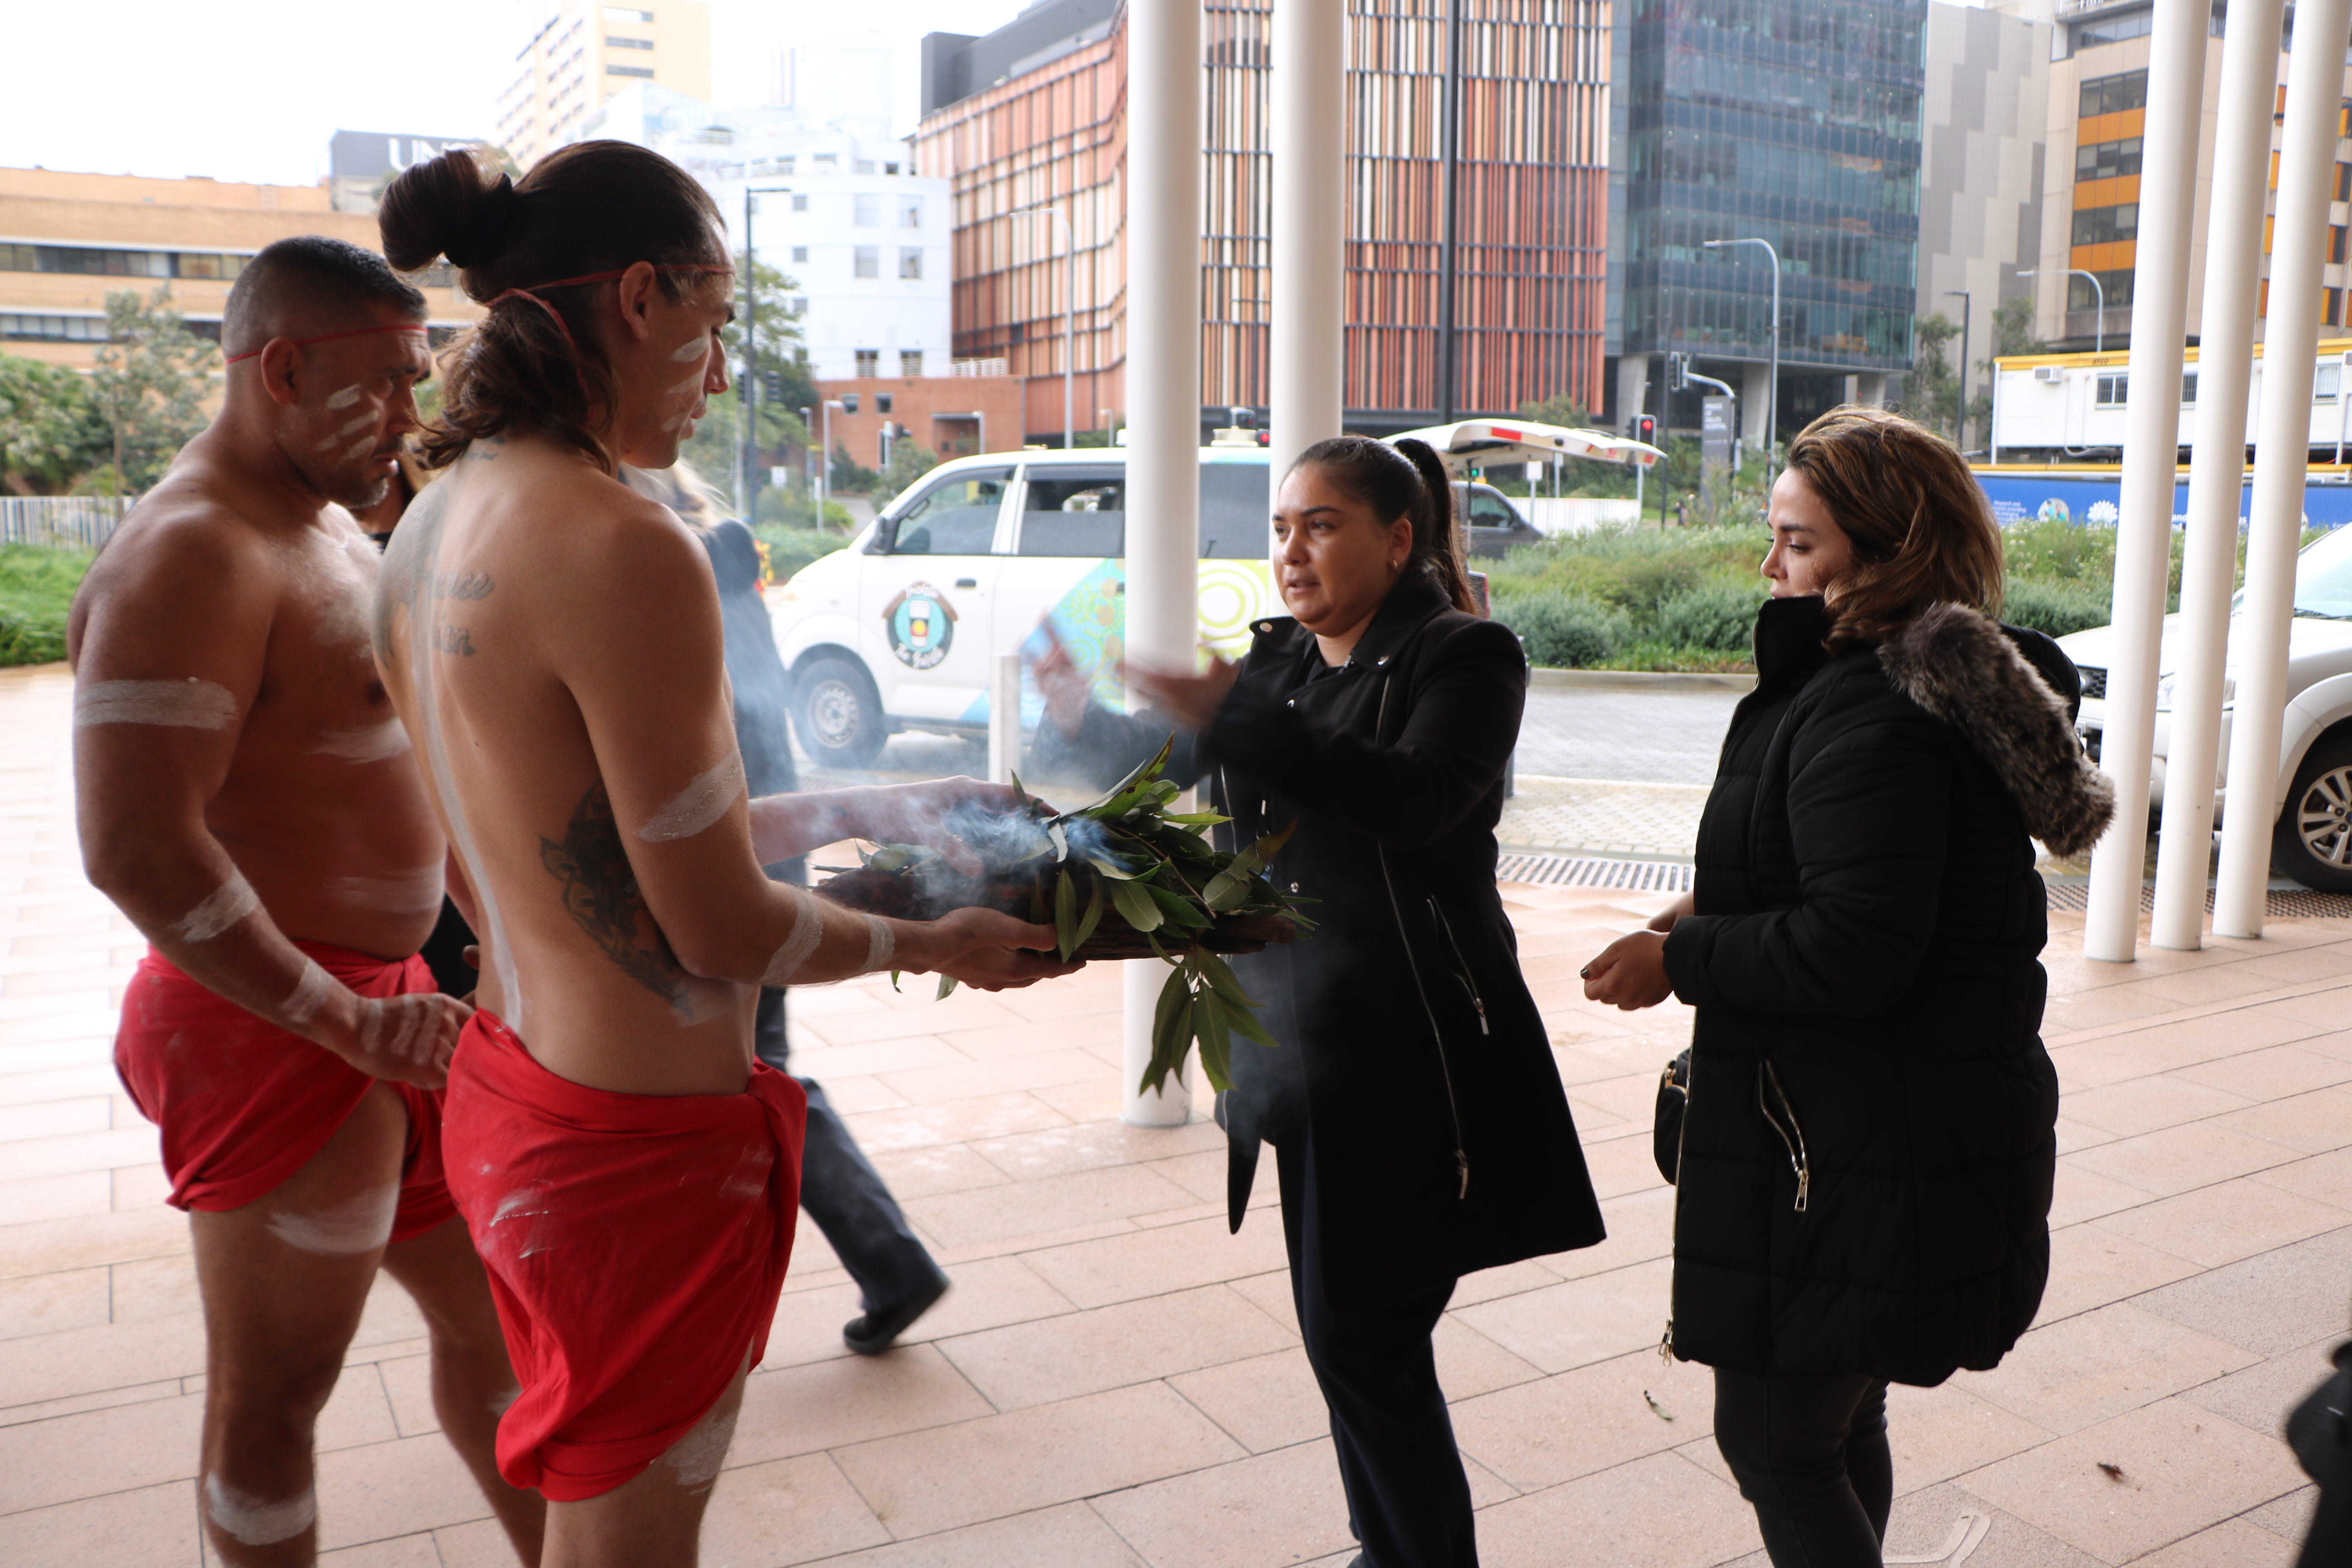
left=2073, top=174, right=2141, bottom=209
left=2071, top=240, right=2136, bottom=272
left=2076, top=109, right=2147, bottom=146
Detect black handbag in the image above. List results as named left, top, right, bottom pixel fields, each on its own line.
left=1653, top=1048, right=1691, bottom=1184
left=2288, top=1340, right=2352, bottom=1492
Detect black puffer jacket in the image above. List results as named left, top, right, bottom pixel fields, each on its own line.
left=1661, top=593, right=2112, bottom=1387
left=1041, top=572, right=1606, bottom=1296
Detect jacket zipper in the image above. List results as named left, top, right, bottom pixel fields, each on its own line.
left=1426, top=897, right=1490, bottom=1035
left=1757, top=1059, right=1811, bottom=1213
left=1372, top=672, right=1471, bottom=1200
left=1661, top=1051, right=1691, bottom=1365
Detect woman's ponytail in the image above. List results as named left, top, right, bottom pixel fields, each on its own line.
left=1290, top=435, right=1479, bottom=615
left=1392, top=437, right=1479, bottom=615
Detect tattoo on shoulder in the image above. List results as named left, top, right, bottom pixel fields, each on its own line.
left=372, top=484, right=451, bottom=663
left=539, top=782, right=689, bottom=1009
left=432, top=572, right=494, bottom=600
left=434, top=624, right=477, bottom=657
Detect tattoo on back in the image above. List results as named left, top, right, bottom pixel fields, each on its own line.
left=539, top=782, right=688, bottom=1008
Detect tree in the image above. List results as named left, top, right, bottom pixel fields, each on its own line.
left=89, top=287, right=217, bottom=491
left=686, top=253, right=815, bottom=512
left=829, top=441, right=879, bottom=495
left=1985, top=294, right=2046, bottom=364
left=1908, top=312, right=1967, bottom=447
left=0, top=354, right=109, bottom=494
left=871, top=437, right=938, bottom=507
left=1517, top=392, right=1595, bottom=430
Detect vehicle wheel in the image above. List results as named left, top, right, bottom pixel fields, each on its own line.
left=794, top=657, right=889, bottom=768
left=2271, top=732, right=2352, bottom=893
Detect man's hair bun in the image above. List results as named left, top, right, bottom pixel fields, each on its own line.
left=380, top=148, right=515, bottom=274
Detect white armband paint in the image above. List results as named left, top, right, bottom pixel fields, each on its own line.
left=203, top=1475, right=317, bottom=1547
left=174, top=872, right=258, bottom=944
left=282, top=958, right=337, bottom=1027
left=864, top=916, right=895, bottom=973
left=75, top=677, right=237, bottom=730
left=636, top=754, right=746, bottom=844
left=760, top=885, right=827, bottom=985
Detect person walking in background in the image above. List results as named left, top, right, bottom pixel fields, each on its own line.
left=622, top=461, right=951, bottom=1354
left=1034, top=436, right=1604, bottom=1568
left=1581, top=407, right=2113, bottom=1567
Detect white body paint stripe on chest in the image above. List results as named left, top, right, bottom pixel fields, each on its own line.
left=176, top=872, right=258, bottom=943
left=75, top=678, right=238, bottom=730
left=310, top=717, right=413, bottom=763
left=636, top=753, right=746, bottom=843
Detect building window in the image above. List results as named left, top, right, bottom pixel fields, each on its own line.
left=2328, top=290, right=2347, bottom=331
left=0, top=242, right=241, bottom=280
left=2320, top=363, right=2343, bottom=398
left=2070, top=269, right=2134, bottom=311
left=2076, top=137, right=2143, bottom=181
left=886, top=162, right=900, bottom=175
left=898, top=248, right=923, bottom=280
left=788, top=296, right=806, bottom=313
left=2180, top=372, right=2198, bottom=405
left=855, top=349, right=879, bottom=377
left=2333, top=227, right=2348, bottom=265
left=606, top=35, right=653, bottom=48
left=2096, top=374, right=2129, bottom=407
left=2078, top=69, right=2149, bottom=119
left=853, top=194, right=880, bottom=227
left=2073, top=10, right=2152, bottom=49
left=2071, top=203, right=2138, bottom=245
left=877, top=392, right=894, bottom=413
left=899, top=196, right=922, bottom=229
left=1, top=312, right=112, bottom=342
left=2339, top=163, right=2352, bottom=202
left=855, top=160, right=876, bottom=174
left=791, top=246, right=809, bottom=263
left=791, top=194, right=809, bottom=212
left=814, top=154, right=838, bottom=169
left=603, top=6, right=653, bottom=19
left=900, top=350, right=923, bottom=376
left=854, top=247, right=879, bottom=279
left=606, top=64, right=653, bottom=77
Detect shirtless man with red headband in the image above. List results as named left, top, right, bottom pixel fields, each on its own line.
left=371, top=145, right=1070, bottom=1560
left=69, top=237, right=543, bottom=1565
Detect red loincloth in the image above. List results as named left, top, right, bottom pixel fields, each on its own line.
left=444, top=1009, right=807, bottom=1501
left=115, top=943, right=455, bottom=1243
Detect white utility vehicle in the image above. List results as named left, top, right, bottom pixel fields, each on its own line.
left=766, top=420, right=1662, bottom=766
left=2061, top=522, right=2352, bottom=891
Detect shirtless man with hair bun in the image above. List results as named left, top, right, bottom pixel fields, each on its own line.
left=69, top=235, right=544, bottom=1566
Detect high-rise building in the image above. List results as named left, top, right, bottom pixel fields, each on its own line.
left=497, top=0, right=713, bottom=171
left=1608, top=0, right=1926, bottom=445
left=914, top=0, right=1612, bottom=440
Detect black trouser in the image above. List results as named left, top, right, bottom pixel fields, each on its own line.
left=1712, top=1368, right=1892, bottom=1568
left=1273, top=1129, right=1478, bottom=1568
left=753, top=986, right=946, bottom=1314
left=2301, top=1481, right=2352, bottom=1566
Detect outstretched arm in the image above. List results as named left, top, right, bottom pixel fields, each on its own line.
left=71, top=515, right=461, bottom=1085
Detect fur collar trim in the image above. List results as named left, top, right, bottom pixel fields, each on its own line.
left=1876, top=603, right=2117, bottom=858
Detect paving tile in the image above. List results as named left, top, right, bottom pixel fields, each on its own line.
left=0, top=1263, right=107, bottom=1341
left=788, top=1034, right=970, bottom=1083
left=1960, top=1397, right=2308, bottom=1565
left=832, top=1382, right=1245, bottom=1540
left=1853, top=1480, right=2105, bottom=1568
left=313, top=1433, right=497, bottom=1550
left=2243, top=1484, right=2320, bottom=1546
left=1471, top=1448, right=1764, bottom=1568
left=0, top=1063, right=123, bottom=1109
left=799, top=992, right=1027, bottom=1048
left=2130, top=1226, right=2352, bottom=1356
left=115, top=1161, right=174, bottom=1210
left=1088, top=1435, right=1356, bottom=1568
left=2175, top=1044, right=2352, bottom=1105
left=1449, top=1259, right=1568, bottom=1308
left=859, top=1143, right=1014, bottom=1200
left=801, top=1501, right=1147, bottom=1567
left=1967, top=1302, right=2258, bottom=1436
left=938, top=1282, right=1294, bottom=1411
left=0, top=1309, right=208, bottom=1406
left=1535, top=1184, right=1676, bottom=1284
left=1452, top=1258, right=1674, bottom=1375
left=0, top=1169, right=111, bottom=1225
left=2064, top=1120, right=2304, bottom=1198
left=1165, top=1345, right=1328, bottom=1452
left=1022, top=1212, right=1290, bottom=1309
left=2049, top=1163, right=2156, bottom=1230
left=939, top=1013, right=1123, bottom=1062
left=702, top=1452, right=892, bottom=1566
left=1884, top=1378, right=2062, bottom=1494
left=840, top=1093, right=1071, bottom=1155
left=2089, top=1179, right=2352, bottom=1270
left=730, top=1342, right=995, bottom=1467
left=1451, top=1347, right=1716, bottom=1490
left=0, top=1095, right=109, bottom=1142
left=2037, top=1226, right=2205, bottom=1325
left=969, top=1117, right=1225, bottom=1182
left=317, top=1536, right=443, bottom=1568
left=0, top=1385, right=203, bottom=1510
left=2047, top=1011, right=2323, bottom=1088
left=2250, top=1147, right=2352, bottom=1211
left=2175, top=1334, right=2346, bottom=1439
left=0, top=1376, right=180, bottom=1428
left=2117, top=1514, right=2301, bottom=1566
left=1582, top=1128, right=1673, bottom=1201
left=112, top=1251, right=201, bottom=1323
left=2058, top=1076, right=2256, bottom=1139
left=2207, top=1083, right=2352, bottom=1156
left=876, top=1049, right=1115, bottom=1105
left=0, top=1476, right=202, bottom=1568
left=904, top=1164, right=1199, bottom=1249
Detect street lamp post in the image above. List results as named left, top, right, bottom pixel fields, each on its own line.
left=2017, top=268, right=2105, bottom=354
left=1011, top=205, right=1076, bottom=449
left=1946, top=289, right=1973, bottom=451
left=1702, top=237, right=1780, bottom=464
left=740, top=182, right=796, bottom=517
left=820, top=398, right=843, bottom=517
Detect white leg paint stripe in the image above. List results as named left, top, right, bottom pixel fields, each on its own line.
left=74, top=678, right=238, bottom=730
left=204, top=1475, right=317, bottom=1546
left=761, top=886, right=826, bottom=985
left=175, top=873, right=258, bottom=943
left=264, top=1185, right=398, bottom=1257
left=282, top=958, right=338, bottom=1027
left=635, top=753, right=746, bottom=842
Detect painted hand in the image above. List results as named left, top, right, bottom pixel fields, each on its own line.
left=1031, top=620, right=1097, bottom=740
left=1581, top=929, right=1673, bottom=1011
left=915, top=907, right=1083, bottom=991
left=331, top=991, right=470, bottom=1089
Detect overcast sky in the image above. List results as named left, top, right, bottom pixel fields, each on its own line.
left=0, top=0, right=1028, bottom=189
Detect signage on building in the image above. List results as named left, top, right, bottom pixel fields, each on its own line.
left=1699, top=395, right=1733, bottom=503
left=329, top=131, right=491, bottom=182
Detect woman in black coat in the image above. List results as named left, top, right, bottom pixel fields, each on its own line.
left=1583, top=408, right=2114, bottom=1568
left=1034, top=436, right=1604, bottom=1568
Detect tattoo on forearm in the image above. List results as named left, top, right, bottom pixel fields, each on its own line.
left=539, top=781, right=688, bottom=1008
left=435, top=624, right=477, bottom=656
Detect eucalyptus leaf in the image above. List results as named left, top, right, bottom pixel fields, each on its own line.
left=1194, top=985, right=1235, bottom=1091
left=935, top=974, right=959, bottom=1000
left=1074, top=734, right=1176, bottom=819
left=1197, top=951, right=1263, bottom=1010
left=1074, top=878, right=1105, bottom=951
left=1047, top=821, right=1069, bottom=863
left=1161, top=811, right=1230, bottom=826
left=1109, top=877, right=1164, bottom=933
left=1145, top=883, right=1213, bottom=929
left=1054, top=869, right=1077, bottom=961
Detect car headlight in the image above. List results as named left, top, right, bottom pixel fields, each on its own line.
left=2152, top=674, right=2235, bottom=711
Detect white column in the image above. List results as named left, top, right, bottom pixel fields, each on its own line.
left=2151, top=0, right=2286, bottom=949
left=2082, top=0, right=2212, bottom=963
left=1269, top=0, right=1346, bottom=479
left=1121, top=0, right=1203, bottom=1126
left=2216, top=0, right=2352, bottom=936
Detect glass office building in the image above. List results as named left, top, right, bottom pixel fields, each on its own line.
left=1608, top=0, right=1925, bottom=436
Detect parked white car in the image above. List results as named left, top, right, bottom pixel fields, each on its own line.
left=2060, top=522, right=2352, bottom=891
left=765, top=443, right=1557, bottom=766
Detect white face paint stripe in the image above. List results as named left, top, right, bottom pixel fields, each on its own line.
left=175, top=873, right=258, bottom=943
left=204, top=1475, right=317, bottom=1547
left=761, top=885, right=826, bottom=985
left=310, top=717, right=413, bottom=763
left=671, top=337, right=710, bottom=362
left=283, top=958, right=337, bottom=1027
left=263, top=1184, right=396, bottom=1257
left=325, top=384, right=364, bottom=410
left=864, top=916, right=894, bottom=973
left=345, top=436, right=376, bottom=461
left=668, top=370, right=706, bottom=398
left=75, top=678, right=238, bottom=730
left=314, top=412, right=374, bottom=451
left=635, top=754, right=746, bottom=843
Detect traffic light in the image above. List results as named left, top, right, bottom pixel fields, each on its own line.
left=1634, top=414, right=1659, bottom=446
left=763, top=370, right=784, bottom=404
left=1666, top=352, right=1689, bottom=392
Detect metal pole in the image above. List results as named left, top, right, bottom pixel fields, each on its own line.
left=1946, top=289, right=1971, bottom=451
left=1122, top=0, right=1201, bottom=1127
left=744, top=186, right=758, bottom=514
left=820, top=399, right=835, bottom=518
left=2089, top=271, right=2106, bottom=356
left=2217, top=0, right=2352, bottom=936
left=1270, top=0, right=1346, bottom=479
left=2083, top=0, right=2212, bottom=963
left=2336, top=349, right=2350, bottom=466
left=1704, top=238, right=1780, bottom=464
left=2153, top=0, right=2288, bottom=951
left=1436, top=0, right=1463, bottom=424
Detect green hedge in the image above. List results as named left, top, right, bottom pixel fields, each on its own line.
left=2000, top=580, right=2114, bottom=639
left=0, top=546, right=90, bottom=667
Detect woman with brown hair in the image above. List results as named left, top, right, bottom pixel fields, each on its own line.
left=1582, top=407, right=2112, bottom=1567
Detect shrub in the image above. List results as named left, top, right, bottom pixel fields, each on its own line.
left=1651, top=582, right=1767, bottom=653
left=0, top=545, right=90, bottom=667
left=2000, top=579, right=2113, bottom=639
left=1493, top=590, right=1631, bottom=669
left=753, top=524, right=849, bottom=584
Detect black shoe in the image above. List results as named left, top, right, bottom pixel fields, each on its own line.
left=842, top=1274, right=950, bottom=1355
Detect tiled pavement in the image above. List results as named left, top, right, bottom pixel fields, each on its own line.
left=2, top=659, right=2347, bottom=1568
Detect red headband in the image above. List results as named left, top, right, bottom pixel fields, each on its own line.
left=224, top=322, right=429, bottom=365
left=483, top=263, right=735, bottom=399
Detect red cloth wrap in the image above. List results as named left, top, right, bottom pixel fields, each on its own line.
left=444, top=1009, right=807, bottom=1501
left=114, top=942, right=454, bottom=1243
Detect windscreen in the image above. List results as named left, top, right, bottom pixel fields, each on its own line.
left=2294, top=525, right=2352, bottom=619
left=1200, top=462, right=1270, bottom=559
